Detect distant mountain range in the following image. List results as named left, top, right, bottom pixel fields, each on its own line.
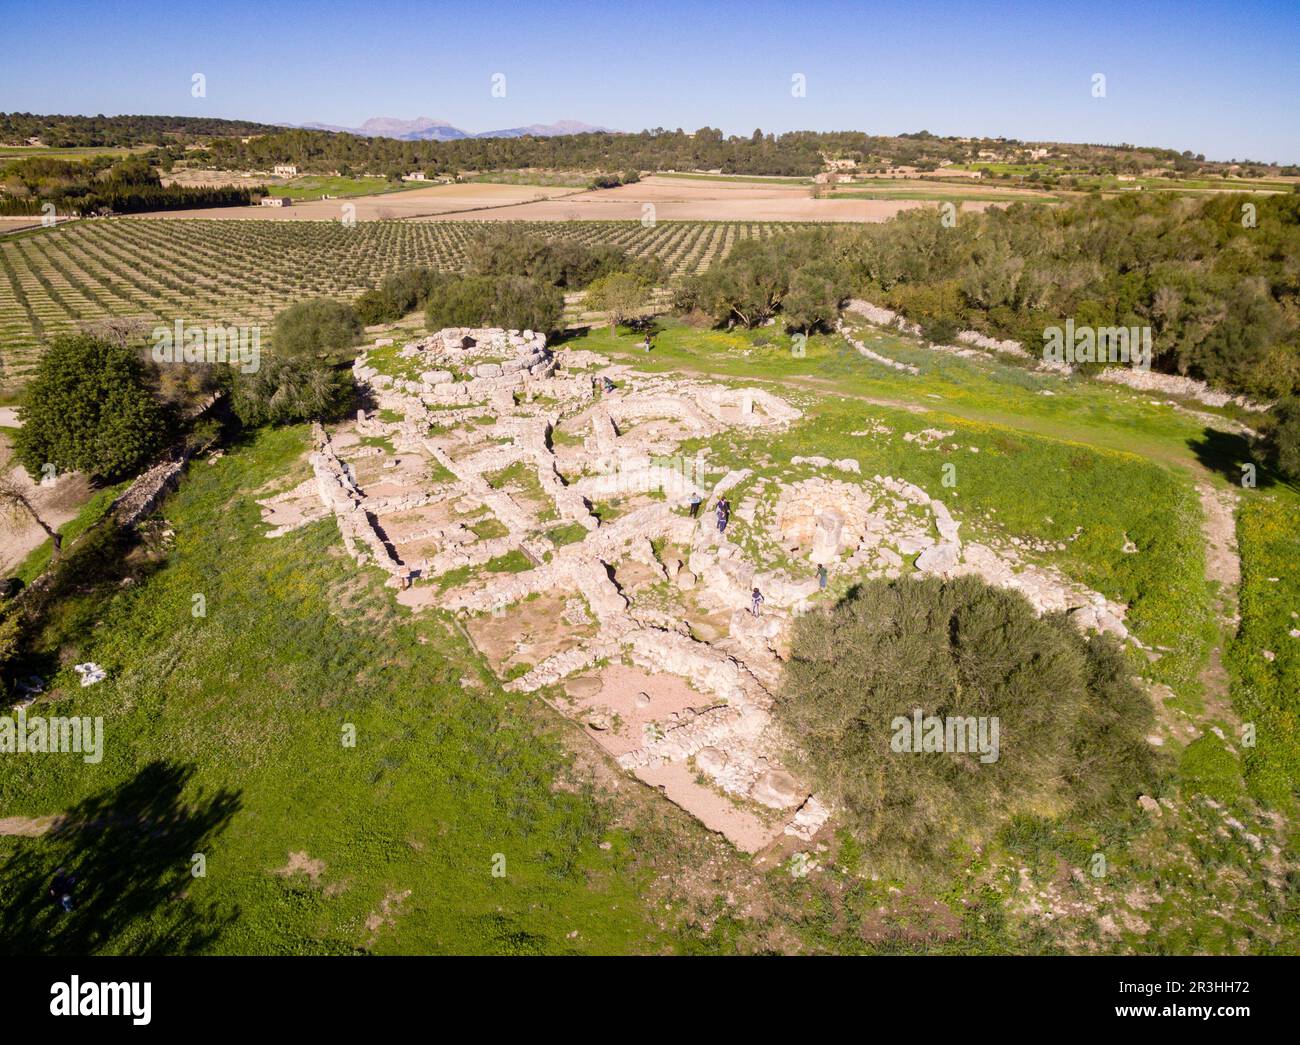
left=291, top=117, right=616, bottom=141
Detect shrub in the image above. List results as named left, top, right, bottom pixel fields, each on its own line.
left=15, top=335, right=167, bottom=480
left=354, top=288, right=398, bottom=326
left=584, top=271, right=653, bottom=333
left=232, top=357, right=352, bottom=428
left=425, top=275, right=563, bottom=334
left=782, top=258, right=850, bottom=332
left=271, top=298, right=362, bottom=360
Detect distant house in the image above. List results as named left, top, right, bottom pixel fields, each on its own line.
left=403, top=172, right=429, bottom=182
left=273, top=164, right=299, bottom=178
left=260, top=195, right=292, bottom=207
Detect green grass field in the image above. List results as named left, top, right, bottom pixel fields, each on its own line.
left=828, top=186, right=1062, bottom=203
left=655, top=171, right=814, bottom=186
left=265, top=176, right=431, bottom=200
left=0, top=145, right=147, bottom=160
left=466, top=171, right=593, bottom=187
left=0, top=426, right=676, bottom=954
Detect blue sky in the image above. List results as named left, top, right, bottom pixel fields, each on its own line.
left=2, top=0, right=1297, bottom=162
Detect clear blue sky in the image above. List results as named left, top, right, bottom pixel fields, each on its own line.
left=2, top=0, right=1297, bottom=162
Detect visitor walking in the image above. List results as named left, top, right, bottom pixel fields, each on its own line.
left=688, top=492, right=702, bottom=518
left=715, top=497, right=730, bottom=534
left=642, top=333, right=653, bottom=353
left=750, top=587, right=764, bottom=618
left=817, top=564, right=828, bottom=590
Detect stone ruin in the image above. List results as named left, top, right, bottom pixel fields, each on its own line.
left=353, top=326, right=554, bottom=404
left=259, top=327, right=1133, bottom=854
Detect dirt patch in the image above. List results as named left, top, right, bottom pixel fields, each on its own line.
left=257, top=476, right=330, bottom=537
left=1196, top=482, right=1242, bottom=719
left=364, top=888, right=412, bottom=947
left=560, top=664, right=787, bottom=854
left=126, top=176, right=1002, bottom=224
left=562, top=664, right=708, bottom=758
left=466, top=590, right=596, bottom=678
left=128, top=182, right=580, bottom=222
left=0, top=430, right=96, bottom=574
left=0, top=814, right=60, bottom=836
left=637, top=760, right=787, bottom=854
left=274, top=850, right=326, bottom=883
left=1199, top=483, right=1241, bottom=592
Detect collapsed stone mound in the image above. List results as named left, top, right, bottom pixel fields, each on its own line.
left=354, top=326, right=555, bottom=404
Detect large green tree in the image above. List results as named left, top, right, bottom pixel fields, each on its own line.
left=15, top=335, right=167, bottom=481
left=776, top=576, right=1159, bottom=863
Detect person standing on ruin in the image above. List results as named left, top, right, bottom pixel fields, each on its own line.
left=750, top=587, right=764, bottom=618
left=716, top=497, right=730, bottom=533
left=689, top=492, right=702, bottom=518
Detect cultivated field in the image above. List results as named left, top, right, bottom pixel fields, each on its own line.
left=119, top=175, right=1010, bottom=223
left=0, top=218, right=801, bottom=393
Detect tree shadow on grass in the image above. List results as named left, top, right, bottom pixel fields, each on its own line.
left=1188, top=425, right=1275, bottom=488
left=0, top=760, right=241, bottom=955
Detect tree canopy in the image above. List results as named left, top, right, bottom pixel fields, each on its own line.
left=776, top=576, right=1160, bottom=864
left=271, top=298, right=363, bottom=361
left=15, top=335, right=167, bottom=481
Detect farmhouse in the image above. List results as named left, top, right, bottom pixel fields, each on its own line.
left=259, top=195, right=291, bottom=207
left=272, top=164, right=299, bottom=177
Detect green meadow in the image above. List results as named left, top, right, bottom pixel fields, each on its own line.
left=0, top=427, right=671, bottom=955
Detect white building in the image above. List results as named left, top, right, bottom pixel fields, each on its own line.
left=273, top=164, right=299, bottom=178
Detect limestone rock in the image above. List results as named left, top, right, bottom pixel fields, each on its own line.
left=750, top=769, right=805, bottom=810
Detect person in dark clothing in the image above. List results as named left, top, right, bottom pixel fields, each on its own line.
left=715, top=497, right=730, bottom=533
left=750, top=587, right=764, bottom=618
left=642, top=334, right=653, bottom=353
left=688, top=493, right=702, bottom=518
left=49, top=868, right=77, bottom=913
left=817, top=564, right=828, bottom=590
